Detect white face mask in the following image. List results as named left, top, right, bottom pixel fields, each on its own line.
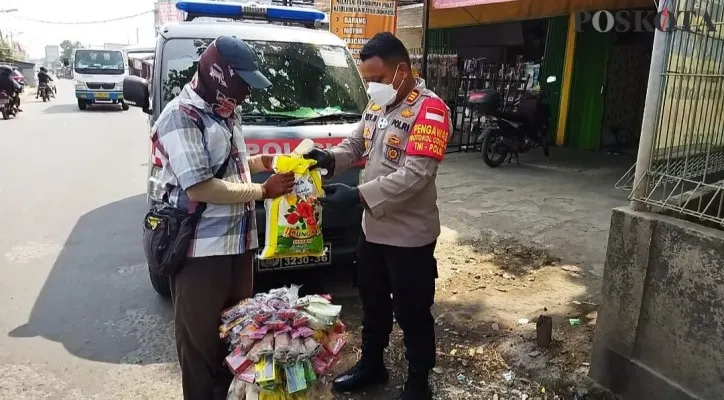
left=367, top=65, right=402, bottom=107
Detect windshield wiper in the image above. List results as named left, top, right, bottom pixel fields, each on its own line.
left=238, top=112, right=297, bottom=122
left=281, top=112, right=363, bottom=127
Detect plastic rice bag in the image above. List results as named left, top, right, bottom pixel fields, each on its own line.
left=259, top=155, right=324, bottom=259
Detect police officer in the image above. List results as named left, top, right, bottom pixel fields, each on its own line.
left=304, top=32, right=452, bottom=400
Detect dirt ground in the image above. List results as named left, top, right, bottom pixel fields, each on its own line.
left=303, top=150, right=632, bottom=400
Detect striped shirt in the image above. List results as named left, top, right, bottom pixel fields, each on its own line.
left=152, top=85, right=258, bottom=257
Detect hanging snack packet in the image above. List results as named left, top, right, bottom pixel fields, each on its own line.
left=259, top=153, right=325, bottom=259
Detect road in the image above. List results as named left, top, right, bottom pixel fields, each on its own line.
left=0, top=80, right=183, bottom=399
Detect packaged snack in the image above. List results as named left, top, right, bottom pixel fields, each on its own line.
left=225, top=347, right=253, bottom=375
left=292, top=313, right=310, bottom=328
left=259, top=155, right=325, bottom=259
left=249, top=325, right=270, bottom=340
left=255, top=355, right=276, bottom=386
left=312, top=347, right=339, bottom=375
left=302, top=337, right=321, bottom=357
left=284, top=362, right=308, bottom=393
left=264, top=318, right=289, bottom=332
left=226, top=376, right=247, bottom=400
left=247, top=332, right=275, bottom=362
left=323, top=332, right=347, bottom=356
left=273, top=332, right=292, bottom=362
left=291, top=327, right=315, bottom=339
left=333, top=319, right=346, bottom=334
left=278, top=309, right=298, bottom=321
left=239, top=363, right=256, bottom=383
left=303, top=359, right=317, bottom=384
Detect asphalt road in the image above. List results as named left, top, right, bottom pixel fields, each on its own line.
left=0, top=80, right=183, bottom=399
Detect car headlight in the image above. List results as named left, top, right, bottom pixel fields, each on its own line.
left=75, top=81, right=86, bottom=89
left=116, top=82, right=123, bottom=90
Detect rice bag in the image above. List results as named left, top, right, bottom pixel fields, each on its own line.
left=259, top=155, right=324, bottom=259
left=273, top=332, right=292, bottom=362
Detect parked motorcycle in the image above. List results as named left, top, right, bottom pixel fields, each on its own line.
left=470, top=76, right=557, bottom=168
left=38, top=82, right=52, bottom=102
left=0, top=91, right=17, bottom=120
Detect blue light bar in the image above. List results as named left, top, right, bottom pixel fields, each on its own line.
left=176, top=1, right=325, bottom=24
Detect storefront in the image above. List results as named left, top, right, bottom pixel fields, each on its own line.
left=421, top=0, right=654, bottom=153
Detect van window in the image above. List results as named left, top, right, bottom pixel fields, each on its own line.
left=160, top=38, right=368, bottom=119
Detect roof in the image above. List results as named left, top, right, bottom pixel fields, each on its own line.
left=159, top=20, right=346, bottom=47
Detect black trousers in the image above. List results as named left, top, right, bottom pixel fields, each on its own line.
left=171, top=253, right=254, bottom=400
left=356, top=232, right=438, bottom=371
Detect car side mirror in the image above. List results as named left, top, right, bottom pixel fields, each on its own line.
left=123, top=75, right=152, bottom=114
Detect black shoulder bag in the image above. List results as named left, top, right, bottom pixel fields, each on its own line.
left=142, top=139, right=232, bottom=277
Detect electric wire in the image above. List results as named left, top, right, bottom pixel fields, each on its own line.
left=7, top=10, right=154, bottom=25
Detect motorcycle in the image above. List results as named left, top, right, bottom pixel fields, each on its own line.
left=470, top=76, right=557, bottom=168
left=38, top=82, right=52, bottom=102
left=0, top=91, right=17, bottom=120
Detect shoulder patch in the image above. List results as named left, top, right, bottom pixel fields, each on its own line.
left=406, top=96, right=450, bottom=162
left=404, top=89, right=421, bottom=105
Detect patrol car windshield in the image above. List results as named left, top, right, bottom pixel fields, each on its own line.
left=160, top=38, right=368, bottom=121
left=74, top=50, right=125, bottom=75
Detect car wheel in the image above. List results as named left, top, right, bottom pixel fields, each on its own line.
left=78, top=99, right=88, bottom=110
left=1, top=107, right=7, bottom=120
left=149, top=268, right=172, bottom=298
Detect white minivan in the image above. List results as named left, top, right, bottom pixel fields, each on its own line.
left=73, top=48, right=129, bottom=111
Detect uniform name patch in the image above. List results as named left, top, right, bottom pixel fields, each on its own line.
left=390, top=119, right=410, bottom=132
left=406, top=97, right=450, bottom=161
left=364, top=113, right=379, bottom=122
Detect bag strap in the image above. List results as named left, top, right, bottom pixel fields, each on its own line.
left=191, top=133, right=234, bottom=217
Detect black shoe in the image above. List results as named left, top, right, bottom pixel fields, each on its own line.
left=332, top=356, right=389, bottom=393
left=399, top=369, right=432, bottom=400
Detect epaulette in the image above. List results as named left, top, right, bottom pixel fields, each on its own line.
left=404, top=88, right=424, bottom=105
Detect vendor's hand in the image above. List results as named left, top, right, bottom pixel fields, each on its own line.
left=320, top=183, right=360, bottom=207
left=304, top=148, right=333, bottom=170
left=262, top=172, right=295, bottom=199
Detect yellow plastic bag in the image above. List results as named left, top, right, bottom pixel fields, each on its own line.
left=260, top=155, right=324, bottom=259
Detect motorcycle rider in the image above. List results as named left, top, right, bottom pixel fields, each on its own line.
left=0, top=66, right=22, bottom=112
left=37, top=67, right=54, bottom=99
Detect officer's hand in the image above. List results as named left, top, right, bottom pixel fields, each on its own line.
left=304, top=148, right=333, bottom=170
left=262, top=172, right=295, bottom=199
left=320, top=183, right=360, bottom=207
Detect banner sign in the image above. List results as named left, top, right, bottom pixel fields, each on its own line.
left=433, top=0, right=516, bottom=10
left=330, top=0, right=398, bottom=65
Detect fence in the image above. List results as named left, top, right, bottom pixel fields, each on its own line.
left=627, top=0, right=724, bottom=226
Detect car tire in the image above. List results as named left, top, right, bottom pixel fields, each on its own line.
left=121, top=101, right=130, bottom=111
left=149, top=268, right=172, bottom=298
left=78, top=99, right=88, bottom=110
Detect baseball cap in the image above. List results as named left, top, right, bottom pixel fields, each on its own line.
left=215, top=36, right=272, bottom=90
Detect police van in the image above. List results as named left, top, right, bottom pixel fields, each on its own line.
left=123, top=0, right=366, bottom=297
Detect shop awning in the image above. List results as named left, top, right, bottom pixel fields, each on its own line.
left=432, top=0, right=517, bottom=10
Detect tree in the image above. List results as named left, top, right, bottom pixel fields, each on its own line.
left=59, top=40, right=83, bottom=60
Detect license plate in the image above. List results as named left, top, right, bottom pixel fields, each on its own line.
left=256, top=244, right=332, bottom=271
left=95, top=92, right=109, bottom=99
